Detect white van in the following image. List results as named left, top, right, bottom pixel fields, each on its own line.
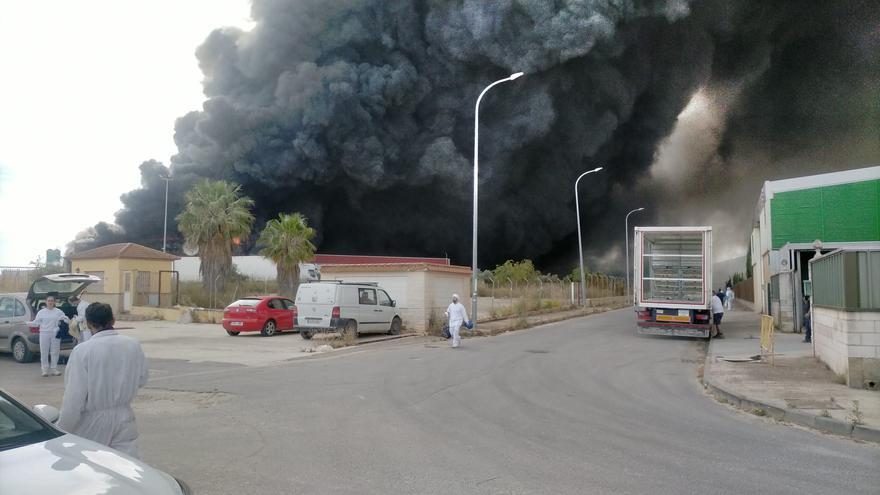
left=294, top=282, right=402, bottom=339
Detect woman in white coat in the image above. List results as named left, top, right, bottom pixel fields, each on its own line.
left=26, top=295, right=69, bottom=376
left=58, top=303, right=149, bottom=458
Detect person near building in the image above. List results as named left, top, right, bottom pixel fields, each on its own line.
left=26, top=295, right=69, bottom=377
left=445, top=294, right=469, bottom=349
left=69, top=294, right=92, bottom=343
left=803, top=295, right=812, bottom=343
left=58, top=303, right=149, bottom=458
left=711, top=290, right=725, bottom=339
left=725, top=286, right=734, bottom=311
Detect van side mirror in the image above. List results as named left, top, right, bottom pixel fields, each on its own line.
left=391, top=300, right=396, bottom=307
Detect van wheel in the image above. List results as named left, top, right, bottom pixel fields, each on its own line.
left=300, top=331, right=313, bottom=340
left=261, top=320, right=277, bottom=337
left=12, top=338, right=34, bottom=363
left=344, top=320, right=358, bottom=338
left=226, top=330, right=240, bottom=336
left=388, top=317, right=402, bottom=335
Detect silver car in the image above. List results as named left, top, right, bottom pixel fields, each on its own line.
left=0, top=273, right=101, bottom=363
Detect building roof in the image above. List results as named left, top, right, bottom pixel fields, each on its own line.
left=764, top=165, right=880, bottom=196
left=321, top=263, right=472, bottom=275
left=314, top=254, right=450, bottom=266
left=69, top=243, right=181, bottom=261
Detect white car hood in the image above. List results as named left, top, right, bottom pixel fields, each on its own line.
left=0, top=434, right=181, bottom=495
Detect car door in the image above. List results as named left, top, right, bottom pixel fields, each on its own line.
left=281, top=299, right=297, bottom=330
left=266, top=298, right=287, bottom=330
left=357, top=288, right=380, bottom=332
left=376, top=290, right=396, bottom=330
left=0, top=297, right=14, bottom=349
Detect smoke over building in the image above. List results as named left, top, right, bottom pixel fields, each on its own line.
left=72, top=0, right=880, bottom=275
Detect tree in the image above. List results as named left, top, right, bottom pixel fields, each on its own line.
left=177, top=179, right=255, bottom=292
left=492, top=259, right=540, bottom=285
left=257, top=213, right=317, bottom=296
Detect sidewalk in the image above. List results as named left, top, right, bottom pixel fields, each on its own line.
left=703, top=305, right=880, bottom=443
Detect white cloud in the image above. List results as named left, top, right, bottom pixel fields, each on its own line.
left=0, top=0, right=252, bottom=266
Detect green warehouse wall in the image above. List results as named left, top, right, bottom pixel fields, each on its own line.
left=771, top=179, right=880, bottom=249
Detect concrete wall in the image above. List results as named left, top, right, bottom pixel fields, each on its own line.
left=814, top=307, right=880, bottom=389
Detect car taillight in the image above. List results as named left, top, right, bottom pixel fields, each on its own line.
left=331, top=306, right=340, bottom=319
left=292, top=306, right=298, bottom=318
left=29, top=326, right=39, bottom=334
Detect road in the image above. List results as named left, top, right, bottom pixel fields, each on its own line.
left=3, top=308, right=878, bottom=494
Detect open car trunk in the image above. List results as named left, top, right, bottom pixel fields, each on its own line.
left=26, top=273, right=102, bottom=311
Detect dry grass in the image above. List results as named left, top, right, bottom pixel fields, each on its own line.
left=178, top=279, right=282, bottom=309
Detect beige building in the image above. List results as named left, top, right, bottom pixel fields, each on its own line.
left=69, top=243, right=180, bottom=313
left=321, top=263, right=472, bottom=332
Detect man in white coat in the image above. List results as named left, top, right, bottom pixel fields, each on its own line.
left=445, top=294, right=469, bottom=348
left=69, top=294, right=92, bottom=343
left=26, top=295, right=69, bottom=377
left=59, top=303, right=149, bottom=458
left=725, top=286, right=734, bottom=311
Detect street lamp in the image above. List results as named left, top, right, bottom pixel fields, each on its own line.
left=574, top=167, right=603, bottom=306
left=160, top=174, right=172, bottom=252
left=472, top=71, right=524, bottom=331
left=624, top=207, right=646, bottom=300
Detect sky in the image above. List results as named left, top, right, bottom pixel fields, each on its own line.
left=0, top=0, right=252, bottom=266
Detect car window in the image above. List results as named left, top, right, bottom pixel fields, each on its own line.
left=230, top=299, right=261, bottom=307
left=282, top=299, right=295, bottom=310
left=268, top=299, right=285, bottom=310
left=0, top=393, right=62, bottom=452
left=358, top=288, right=377, bottom=305
left=378, top=291, right=393, bottom=307
left=13, top=300, right=27, bottom=317
left=0, top=297, right=13, bottom=318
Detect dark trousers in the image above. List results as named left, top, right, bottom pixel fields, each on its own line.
left=804, top=316, right=812, bottom=342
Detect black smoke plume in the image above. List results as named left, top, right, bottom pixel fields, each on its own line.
left=73, top=0, right=880, bottom=275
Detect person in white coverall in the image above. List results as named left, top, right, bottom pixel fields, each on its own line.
left=69, top=294, right=92, bottom=343
left=445, top=294, right=469, bottom=348
left=26, top=295, right=69, bottom=377
left=59, top=302, right=149, bottom=458
left=725, top=287, right=734, bottom=311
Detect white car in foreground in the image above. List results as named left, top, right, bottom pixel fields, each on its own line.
left=0, top=390, right=191, bottom=494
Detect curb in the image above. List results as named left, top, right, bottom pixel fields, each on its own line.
left=702, top=351, right=879, bottom=444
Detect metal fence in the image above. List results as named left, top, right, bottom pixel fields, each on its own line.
left=811, top=249, right=880, bottom=310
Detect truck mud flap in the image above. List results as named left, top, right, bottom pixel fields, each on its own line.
left=637, top=324, right=709, bottom=338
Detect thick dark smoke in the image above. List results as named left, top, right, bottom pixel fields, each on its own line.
left=73, top=0, right=880, bottom=275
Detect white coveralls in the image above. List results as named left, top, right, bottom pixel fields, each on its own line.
left=27, top=308, right=69, bottom=373
left=74, top=299, right=92, bottom=343
left=58, top=330, right=149, bottom=458
left=725, top=288, right=734, bottom=311
left=445, top=302, right=469, bottom=348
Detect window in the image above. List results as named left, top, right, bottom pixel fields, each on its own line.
left=358, top=288, right=377, bottom=305
left=13, top=300, right=26, bottom=317
left=378, top=291, right=393, bottom=307
left=0, top=298, right=13, bottom=318
left=282, top=299, right=295, bottom=310
left=268, top=299, right=285, bottom=310
left=85, top=272, right=105, bottom=292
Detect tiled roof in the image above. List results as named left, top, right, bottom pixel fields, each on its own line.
left=69, top=243, right=180, bottom=261
left=320, top=263, right=471, bottom=275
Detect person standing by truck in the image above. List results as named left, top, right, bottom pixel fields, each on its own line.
left=711, top=291, right=725, bottom=339
left=725, top=286, right=734, bottom=311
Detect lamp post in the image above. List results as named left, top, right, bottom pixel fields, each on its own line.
left=624, top=207, right=646, bottom=300
left=160, top=175, right=172, bottom=252
left=574, top=167, right=603, bottom=306
left=472, top=72, right=524, bottom=331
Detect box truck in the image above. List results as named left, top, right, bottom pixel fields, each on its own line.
left=633, top=227, right=713, bottom=338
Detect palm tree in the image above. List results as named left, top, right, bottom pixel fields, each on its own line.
left=177, top=179, right=254, bottom=293
left=257, top=213, right=317, bottom=296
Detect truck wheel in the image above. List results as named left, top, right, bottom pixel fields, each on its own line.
left=12, top=338, right=34, bottom=363
left=344, top=320, right=358, bottom=338
left=261, top=320, right=277, bottom=337
left=300, top=331, right=313, bottom=340
left=388, top=317, right=402, bottom=335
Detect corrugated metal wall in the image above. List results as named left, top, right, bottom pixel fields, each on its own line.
left=811, top=249, right=880, bottom=310
left=771, top=179, right=880, bottom=249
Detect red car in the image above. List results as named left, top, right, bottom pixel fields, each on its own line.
left=222, top=296, right=297, bottom=336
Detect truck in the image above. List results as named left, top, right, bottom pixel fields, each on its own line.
left=633, top=226, right=713, bottom=338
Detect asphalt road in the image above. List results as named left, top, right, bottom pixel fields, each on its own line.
left=4, top=308, right=878, bottom=494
